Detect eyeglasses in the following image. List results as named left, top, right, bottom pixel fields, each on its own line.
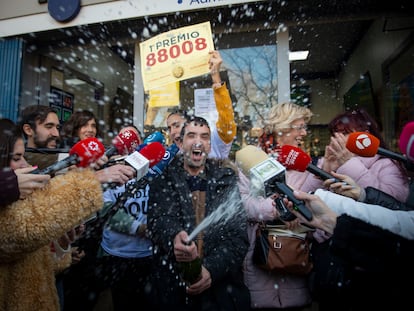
left=290, top=124, right=308, bottom=131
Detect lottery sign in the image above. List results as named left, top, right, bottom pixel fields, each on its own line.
left=140, top=21, right=214, bottom=91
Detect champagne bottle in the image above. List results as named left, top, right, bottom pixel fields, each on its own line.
left=178, top=256, right=202, bottom=284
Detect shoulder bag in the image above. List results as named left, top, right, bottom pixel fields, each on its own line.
left=252, top=222, right=313, bottom=275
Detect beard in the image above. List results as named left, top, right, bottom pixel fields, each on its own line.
left=33, top=135, right=59, bottom=148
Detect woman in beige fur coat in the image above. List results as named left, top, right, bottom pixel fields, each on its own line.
left=0, top=168, right=103, bottom=311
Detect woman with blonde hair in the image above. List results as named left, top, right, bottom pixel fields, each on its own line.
left=258, top=102, right=316, bottom=192
left=243, top=101, right=317, bottom=310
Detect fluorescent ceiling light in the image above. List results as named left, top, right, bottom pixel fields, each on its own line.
left=65, top=78, right=87, bottom=86
left=289, top=50, right=309, bottom=61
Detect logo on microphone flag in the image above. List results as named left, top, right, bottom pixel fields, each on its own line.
left=346, top=132, right=380, bottom=156
left=354, top=133, right=372, bottom=150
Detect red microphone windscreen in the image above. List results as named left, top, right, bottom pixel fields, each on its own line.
left=278, top=145, right=311, bottom=172
left=69, top=137, right=105, bottom=167
left=139, top=142, right=166, bottom=167
left=113, top=129, right=140, bottom=155
left=346, top=132, right=380, bottom=157
left=399, top=121, right=414, bottom=161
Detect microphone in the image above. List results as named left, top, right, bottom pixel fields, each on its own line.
left=124, top=142, right=166, bottom=180
left=146, top=143, right=179, bottom=179
left=34, top=137, right=105, bottom=176
left=398, top=121, right=414, bottom=162
left=136, top=131, right=166, bottom=152
left=124, top=143, right=178, bottom=198
left=25, top=148, right=70, bottom=154
left=346, top=132, right=408, bottom=163
left=144, top=131, right=165, bottom=145
left=235, top=145, right=313, bottom=221
left=278, top=145, right=341, bottom=182
left=105, top=129, right=140, bottom=157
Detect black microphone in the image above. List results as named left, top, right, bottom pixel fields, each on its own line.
left=25, top=148, right=70, bottom=154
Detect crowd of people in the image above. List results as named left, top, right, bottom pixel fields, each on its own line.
left=1, top=49, right=413, bottom=311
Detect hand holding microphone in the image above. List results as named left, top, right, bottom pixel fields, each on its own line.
left=124, top=142, right=166, bottom=180
left=284, top=190, right=338, bottom=235
left=98, top=142, right=166, bottom=187
left=95, top=164, right=136, bottom=185
left=15, top=167, right=51, bottom=199
left=323, top=171, right=363, bottom=200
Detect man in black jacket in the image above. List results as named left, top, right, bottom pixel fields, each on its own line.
left=147, top=116, right=250, bottom=311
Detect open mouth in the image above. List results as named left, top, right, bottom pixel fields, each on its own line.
left=296, top=138, right=303, bottom=146
left=191, top=147, right=204, bottom=161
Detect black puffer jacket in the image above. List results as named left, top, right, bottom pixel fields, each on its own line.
left=147, top=155, right=250, bottom=311
left=364, top=186, right=413, bottom=210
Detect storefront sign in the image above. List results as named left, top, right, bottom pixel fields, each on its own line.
left=1, top=0, right=264, bottom=37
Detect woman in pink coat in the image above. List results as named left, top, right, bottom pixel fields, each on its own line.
left=309, top=109, right=409, bottom=203
left=238, top=102, right=316, bottom=310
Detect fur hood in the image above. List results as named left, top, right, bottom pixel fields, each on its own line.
left=0, top=168, right=103, bottom=311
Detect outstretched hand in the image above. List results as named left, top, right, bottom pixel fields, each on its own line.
left=15, top=167, right=50, bottom=199
left=323, top=171, right=363, bottom=200
left=285, top=190, right=338, bottom=234
left=94, top=164, right=135, bottom=185
left=208, top=50, right=222, bottom=74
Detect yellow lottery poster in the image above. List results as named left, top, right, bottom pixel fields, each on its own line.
left=140, top=21, right=214, bottom=92
left=148, top=82, right=180, bottom=107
